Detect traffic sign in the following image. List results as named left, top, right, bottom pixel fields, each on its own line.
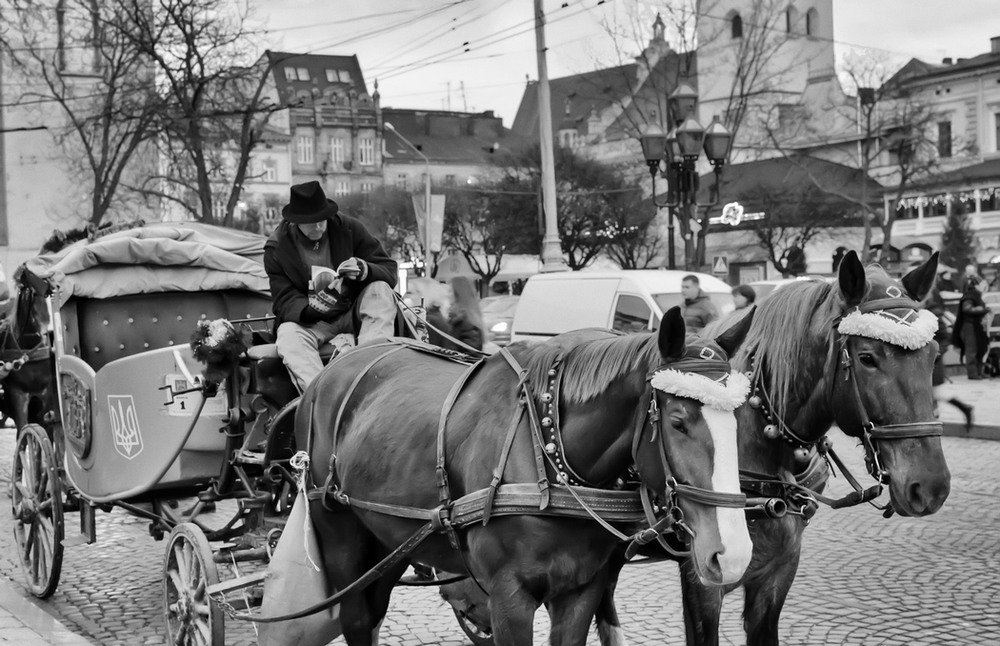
left=712, top=255, right=729, bottom=275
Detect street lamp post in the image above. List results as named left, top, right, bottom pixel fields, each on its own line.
left=386, top=122, right=433, bottom=274
left=639, top=82, right=733, bottom=271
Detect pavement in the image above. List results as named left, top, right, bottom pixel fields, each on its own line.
left=0, top=374, right=997, bottom=644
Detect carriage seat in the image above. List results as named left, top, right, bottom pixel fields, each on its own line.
left=61, top=290, right=273, bottom=371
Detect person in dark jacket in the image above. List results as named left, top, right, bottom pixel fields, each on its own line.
left=951, top=278, right=989, bottom=380
left=926, top=282, right=974, bottom=430
left=680, top=274, right=719, bottom=332
left=264, top=181, right=398, bottom=392
left=732, top=284, right=756, bottom=310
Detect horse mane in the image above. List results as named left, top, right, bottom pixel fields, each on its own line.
left=39, top=218, right=146, bottom=254
left=520, top=332, right=659, bottom=404
left=728, top=268, right=890, bottom=416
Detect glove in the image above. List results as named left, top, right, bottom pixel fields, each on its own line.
left=308, top=283, right=341, bottom=316
left=337, top=257, right=367, bottom=281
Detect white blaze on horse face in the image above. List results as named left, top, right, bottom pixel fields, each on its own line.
left=702, top=407, right=753, bottom=583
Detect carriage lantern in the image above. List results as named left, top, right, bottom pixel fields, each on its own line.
left=640, top=82, right=734, bottom=271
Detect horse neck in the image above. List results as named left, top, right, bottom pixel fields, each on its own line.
left=555, top=372, right=648, bottom=487
left=739, top=349, right=836, bottom=476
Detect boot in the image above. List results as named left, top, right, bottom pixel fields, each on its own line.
left=949, top=398, right=974, bottom=432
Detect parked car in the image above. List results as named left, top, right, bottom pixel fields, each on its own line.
left=510, top=270, right=733, bottom=343
left=480, top=295, right=519, bottom=347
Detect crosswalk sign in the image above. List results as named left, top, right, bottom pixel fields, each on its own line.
left=712, top=255, right=729, bottom=275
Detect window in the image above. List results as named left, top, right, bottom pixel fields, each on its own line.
left=358, top=137, right=375, bottom=165
left=212, top=198, right=227, bottom=221
left=339, top=70, right=351, bottom=83
left=263, top=159, right=277, bottom=182
left=284, top=67, right=311, bottom=81
left=396, top=173, right=409, bottom=189
left=325, top=69, right=337, bottom=83
left=612, top=295, right=651, bottom=334
left=361, top=182, right=375, bottom=194
left=296, top=134, right=314, bottom=164
left=57, top=0, right=101, bottom=74
left=265, top=207, right=279, bottom=222
left=995, top=113, right=1000, bottom=151
left=559, top=130, right=578, bottom=148
left=444, top=174, right=456, bottom=186
left=731, top=13, right=743, bottom=39
left=785, top=7, right=798, bottom=33
left=335, top=181, right=349, bottom=197
left=805, top=8, right=818, bottom=36
left=938, top=121, right=952, bottom=158
left=330, top=136, right=345, bottom=164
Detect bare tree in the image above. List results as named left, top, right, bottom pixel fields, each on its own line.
left=121, top=0, right=281, bottom=225
left=1, top=1, right=161, bottom=225
left=602, top=207, right=663, bottom=269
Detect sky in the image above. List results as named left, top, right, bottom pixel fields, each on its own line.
left=250, top=0, right=1000, bottom=126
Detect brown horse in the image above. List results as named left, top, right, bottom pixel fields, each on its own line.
left=593, top=251, right=951, bottom=646
left=0, top=275, right=55, bottom=432
left=297, top=307, right=756, bottom=646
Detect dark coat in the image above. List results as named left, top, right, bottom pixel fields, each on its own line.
left=446, top=313, right=484, bottom=351
left=264, top=215, right=397, bottom=328
left=951, top=289, right=988, bottom=358
left=681, top=291, right=720, bottom=332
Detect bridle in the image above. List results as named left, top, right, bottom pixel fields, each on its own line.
left=745, top=295, right=943, bottom=514
left=537, top=353, right=748, bottom=558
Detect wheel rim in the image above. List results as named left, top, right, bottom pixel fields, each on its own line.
left=454, top=607, right=494, bottom=646
left=163, top=523, right=223, bottom=646
left=11, top=424, right=64, bottom=598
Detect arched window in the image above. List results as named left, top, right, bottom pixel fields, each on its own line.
left=785, top=7, right=799, bottom=33
left=731, top=13, right=743, bottom=39
left=806, top=8, right=818, bottom=36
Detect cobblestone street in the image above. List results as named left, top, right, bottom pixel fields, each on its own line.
left=2, top=426, right=999, bottom=645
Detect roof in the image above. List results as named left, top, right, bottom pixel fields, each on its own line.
left=382, top=108, right=532, bottom=165
left=265, top=51, right=369, bottom=104
left=699, top=156, right=883, bottom=207
left=511, top=51, right=695, bottom=141
left=21, top=222, right=270, bottom=299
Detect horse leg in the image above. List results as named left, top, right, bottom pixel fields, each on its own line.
left=311, top=505, right=381, bottom=646
left=363, top=559, right=408, bottom=646
left=594, top=553, right=628, bottom=646
left=548, top=571, right=611, bottom=646
left=742, top=545, right=801, bottom=646
left=679, top=557, right=725, bottom=646
left=488, top=573, right=539, bottom=646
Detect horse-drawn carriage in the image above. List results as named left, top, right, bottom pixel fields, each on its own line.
left=5, top=222, right=953, bottom=646
left=4, top=223, right=309, bottom=643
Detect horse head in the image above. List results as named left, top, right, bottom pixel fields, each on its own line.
left=828, top=250, right=950, bottom=516
left=635, top=306, right=755, bottom=586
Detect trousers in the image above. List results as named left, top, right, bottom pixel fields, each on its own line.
left=276, top=281, right=397, bottom=392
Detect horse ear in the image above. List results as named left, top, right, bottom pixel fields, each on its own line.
left=658, top=306, right=686, bottom=361
left=901, top=251, right=939, bottom=302
left=837, top=250, right=867, bottom=306
left=714, top=307, right=755, bottom=357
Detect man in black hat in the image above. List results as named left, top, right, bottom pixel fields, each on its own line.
left=264, top=180, right=398, bottom=392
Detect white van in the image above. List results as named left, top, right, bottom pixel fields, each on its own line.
left=510, top=270, right=734, bottom=342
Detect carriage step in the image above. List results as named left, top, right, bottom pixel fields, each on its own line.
left=206, top=571, right=268, bottom=597
left=234, top=449, right=266, bottom=465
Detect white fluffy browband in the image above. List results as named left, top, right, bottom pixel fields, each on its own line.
left=837, top=308, right=937, bottom=350
left=650, top=370, right=751, bottom=412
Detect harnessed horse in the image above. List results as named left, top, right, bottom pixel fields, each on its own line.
left=271, top=307, right=755, bottom=645
left=0, top=270, right=55, bottom=433
left=592, top=250, right=951, bottom=646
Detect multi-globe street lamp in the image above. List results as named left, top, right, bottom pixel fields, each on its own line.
left=639, top=82, right=733, bottom=270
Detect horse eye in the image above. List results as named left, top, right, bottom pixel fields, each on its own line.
left=669, top=415, right=687, bottom=433
left=859, top=353, right=877, bottom=367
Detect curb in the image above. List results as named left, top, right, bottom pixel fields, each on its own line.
left=942, top=422, right=1000, bottom=441
left=0, top=578, right=96, bottom=645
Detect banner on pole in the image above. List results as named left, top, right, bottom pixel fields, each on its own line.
left=412, top=194, right=446, bottom=253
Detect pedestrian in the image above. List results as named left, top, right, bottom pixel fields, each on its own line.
left=925, top=281, right=974, bottom=430
left=732, top=284, right=756, bottom=310
left=680, top=274, right=720, bottom=332
left=951, top=277, right=990, bottom=380
left=264, top=180, right=398, bottom=392
left=443, top=276, right=485, bottom=351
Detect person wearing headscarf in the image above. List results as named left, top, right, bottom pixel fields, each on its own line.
left=442, top=276, right=485, bottom=352
left=731, top=284, right=756, bottom=310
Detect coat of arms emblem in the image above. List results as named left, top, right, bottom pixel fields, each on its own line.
left=108, top=395, right=143, bottom=460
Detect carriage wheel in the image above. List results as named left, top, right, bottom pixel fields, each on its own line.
left=163, top=522, right=224, bottom=646
left=10, top=423, right=64, bottom=598
left=452, top=607, right=494, bottom=646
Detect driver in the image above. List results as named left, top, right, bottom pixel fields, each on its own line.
left=264, top=181, right=398, bottom=392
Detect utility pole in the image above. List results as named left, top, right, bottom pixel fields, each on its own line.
left=533, top=0, right=566, bottom=272
left=460, top=81, right=468, bottom=113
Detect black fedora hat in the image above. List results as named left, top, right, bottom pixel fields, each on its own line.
left=281, top=181, right=339, bottom=224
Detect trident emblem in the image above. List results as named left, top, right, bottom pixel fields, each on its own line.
left=108, top=395, right=143, bottom=460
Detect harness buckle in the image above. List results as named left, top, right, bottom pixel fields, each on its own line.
left=429, top=505, right=453, bottom=533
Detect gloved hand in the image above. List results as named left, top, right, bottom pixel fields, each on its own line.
left=337, top=257, right=367, bottom=281
left=308, top=282, right=341, bottom=316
